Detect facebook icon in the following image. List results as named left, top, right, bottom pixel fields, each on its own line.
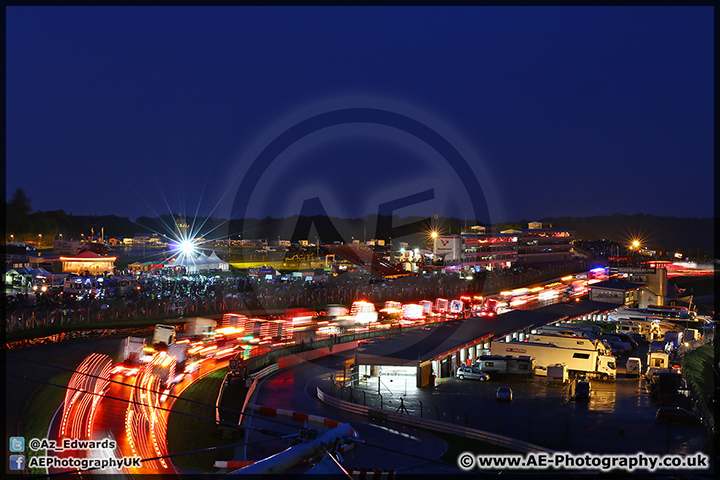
left=10, top=454, right=25, bottom=470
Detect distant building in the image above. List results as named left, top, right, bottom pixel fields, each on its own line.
left=132, top=233, right=167, bottom=245
left=433, top=232, right=518, bottom=271
left=175, top=214, right=189, bottom=238
left=588, top=280, right=645, bottom=306
left=502, top=222, right=574, bottom=264
left=60, top=251, right=117, bottom=275
left=460, top=232, right=518, bottom=270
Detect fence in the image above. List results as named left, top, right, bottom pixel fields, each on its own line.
left=6, top=261, right=600, bottom=336
left=676, top=332, right=714, bottom=357
left=317, top=386, right=557, bottom=454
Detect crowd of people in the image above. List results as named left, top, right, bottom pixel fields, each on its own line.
left=5, top=259, right=597, bottom=334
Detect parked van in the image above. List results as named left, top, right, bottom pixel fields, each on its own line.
left=626, top=357, right=642, bottom=378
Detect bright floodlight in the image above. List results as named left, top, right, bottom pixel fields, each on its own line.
left=431, top=231, right=438, bottom=238
left=632, top=240, right=640, bottom=248
left=179, top=239, right=196, bottom=256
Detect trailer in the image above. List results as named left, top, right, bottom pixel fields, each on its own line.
left=167, top=342, right=189, bottom=372
left=474, top=355, right=534, bottom=375
left=533, top=324, right=595, bottom=337
left=547, top=364, right=569, bottom=385
left=490, top=341, right=616, bottom=381
left=526, top=333, right=608, bottom=353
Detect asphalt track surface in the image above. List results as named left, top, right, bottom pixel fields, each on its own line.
left=243, top=351, right=463, bottom=475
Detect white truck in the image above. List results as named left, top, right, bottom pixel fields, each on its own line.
left=490, top=341, right=616, bottom=381
left=167, top=342, right=189, bottom=372
left=474, top=355, right=535, bottom=375
left=527, top=333, right=609, bottom=354
left=153, top=324, right=176, bottom=347
left=184, top=317, right=216, bottom=338
left=449, top=299, right=464, bottom=315
left=118, top=336, right=146, bottom=364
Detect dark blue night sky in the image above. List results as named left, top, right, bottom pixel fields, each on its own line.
left=6, top=6, right=714, bottom=224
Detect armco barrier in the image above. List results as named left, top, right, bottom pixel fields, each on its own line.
left=347, top=470, right=395, bottom=479
left=317, top=386, right=556, bottom=455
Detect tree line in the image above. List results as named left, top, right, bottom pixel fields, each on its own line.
left=4, top=188, right=713, bottom=258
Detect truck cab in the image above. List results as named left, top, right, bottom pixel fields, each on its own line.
left=596, top=356, right=617, bottom=381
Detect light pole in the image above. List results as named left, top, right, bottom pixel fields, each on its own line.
left=38, top=234, right=42, bottom=248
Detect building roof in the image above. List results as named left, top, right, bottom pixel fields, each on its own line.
left=528, top=300, right=619, bottom=319
left=590, top=280, right=645, bottom=291
left=357, top=300, right=623, bottom=366
left=358, top=312, right=551, bottom=364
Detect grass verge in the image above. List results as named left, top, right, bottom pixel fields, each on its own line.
left=19, top=370, right=72, bottom=476
left=166, top=368, right=241, bottom=472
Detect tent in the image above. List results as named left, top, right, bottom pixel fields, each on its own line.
left=207, top=251, right=230, bottom=272
left=164, top=252, right=220, bottom=274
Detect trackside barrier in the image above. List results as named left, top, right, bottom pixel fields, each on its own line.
left=347, top=470, right=396, bottom=479
left=317, top=387, right=556, bottom=455
left=251, top=363, right=279, bottom=380
left=236, top=364, right=278, bottom=428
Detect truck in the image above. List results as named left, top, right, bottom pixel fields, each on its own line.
left=474, top=355, right=534, bottom=375
left=118, top=336, right=146, bottom=364
left=167, top=342, right=190, bottom=373
left=490, top=341, right=616, bottom=381
left=34, top=272, right=71, bottom=290
left=112, top=336, right=147, bottom=376
left=153, top=324, right=176, bottom=347
left=646, top=351, right=670, bottom=372
left=449, top=299, right=464, bottom=315
left=434, top=298, right=449, bottom=314
left=184, top=317, right=216, bottom=338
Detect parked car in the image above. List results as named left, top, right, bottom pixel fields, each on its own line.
left=655, top=407, right=701, bottom=425
left=575, top=379, right=591, bottom=402
left=455, top=366, right=489, bottom=381
left=627, top=332, right=649, bottom=345
left=605, top=332, right=638, bottom=350
left=496, top=386, right=513, bottom=402
left=600, top=335, right=631, bottom=354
